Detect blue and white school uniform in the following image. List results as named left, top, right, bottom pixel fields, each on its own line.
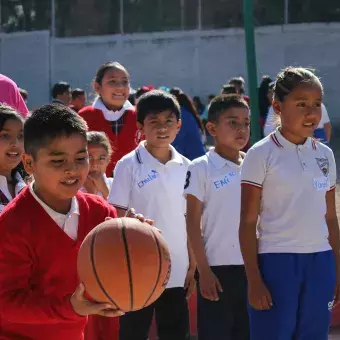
left=241, top=128, right=336, bottom=340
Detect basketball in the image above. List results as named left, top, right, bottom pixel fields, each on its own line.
left=77, top=217, right=171, bottom=312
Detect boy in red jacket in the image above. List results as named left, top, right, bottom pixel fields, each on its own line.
left=0, top=104, right=132, bottom=339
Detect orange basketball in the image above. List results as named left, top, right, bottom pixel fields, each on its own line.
left=77, top=217, right=171, bottom=312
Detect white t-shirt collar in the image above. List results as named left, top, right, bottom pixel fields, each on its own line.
left=92, top=97, right=134, bottom=121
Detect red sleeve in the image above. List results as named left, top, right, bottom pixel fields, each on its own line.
left=0, top=221, right=83, bottom=324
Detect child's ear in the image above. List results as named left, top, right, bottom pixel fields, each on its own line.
left=272, top=100, right=281, bottom=116
left=136, top=122, right=144, bottom=132
left=93, top=81, right=101, bottom=95
left=206, top=121, right=217, bottom=137
left=22, top=153, right=34, bottom=175
left=176, top=120, right=182, bottom=134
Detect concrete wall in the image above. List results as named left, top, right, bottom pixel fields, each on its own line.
left=1, top=23, right=340, bottom=121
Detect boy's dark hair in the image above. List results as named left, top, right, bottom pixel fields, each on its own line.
left=221, top=84, right=238, bottom=95
left=51, top=82, right=71, bottom=99
left=87, top=131, right=113, bottom=156
left=274, top=67, right=323, bottom=102
left=71, top=88, right=85, bottom=100
left=24, top=103, right=88, bottom=158
left=19, top=88, right=28, bottom=101
left=94, top=62, right=129, bottom=85
left=208, top=94, right=215, bottom=101
left=208, top=94, right=249, bottom=123
left=136, top=90, right=181, bottom=124
left=0, top=104, right=25, bottom=184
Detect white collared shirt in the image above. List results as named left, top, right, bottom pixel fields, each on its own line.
left=185, top=148, right=244, bottom=266
left=108, top=141, right=191, bottom=288
left=30, top=183, right=80, bottom=240
left=79, top=174, right=113, bottom=198
left=241, top=128, right=336, bottom=254
left=92, top=97, right=134, bottom=122
left=0, top=172, right=26, bottom=213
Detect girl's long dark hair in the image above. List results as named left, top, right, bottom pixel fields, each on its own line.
left=170, top=88, right=204, bottom=133
left=0, top=104, right=26, bottom=185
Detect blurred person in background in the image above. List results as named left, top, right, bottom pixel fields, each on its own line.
left=228, top=77, right=250, bottom=104
left=221, top=84, right=238, bottom=96
left=193, top=96, right=205, bottom=116
left=258, top=76, right=273, bottom=137
left=51, top=81, right=72, bottom=106
left=0, top=74, right=29, bottom=118
left=170, top=87, right=206, bottom=160
left=70, top=88, right=86, bottom=112
left=135, top=85, right=155, bottom=104
left=19, top=88, right=28, bottom=104
left=313, top=103, right=332, bottom=145
left=263, top=82, right=277, bottom=137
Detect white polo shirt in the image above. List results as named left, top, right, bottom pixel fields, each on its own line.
left=241, top=128, right=336, bottom=254
left=184, top=148, right=244, bottom=266
left=108, top=141, right=191, bottom=289
left=30, top=183, right=80, bottom=241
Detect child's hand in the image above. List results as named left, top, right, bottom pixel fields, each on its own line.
left=125, top=208, right=154, bottom=226
left=83, top=177, right=97, bottom=194
left=248, top=278, right=273, bottom=310
left=70, top=283, right=125, bottom=317
left=88, top=172, right=107, bottom=190
left=184, top=267, right=196, bottom=300
left=199, top=267, right=223, bottom=301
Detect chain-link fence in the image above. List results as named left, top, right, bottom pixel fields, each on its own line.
left=1, top=0, right=340, bottom=37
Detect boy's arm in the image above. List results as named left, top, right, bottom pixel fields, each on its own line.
left=186, top=194, right=208, bottom=272
left=326, top=188, right=340, bottom=304
left=0, top=227, right=83, bottom=324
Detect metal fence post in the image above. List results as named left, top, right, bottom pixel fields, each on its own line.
left=120, top=0, right=124, bottom=34
left=51, top=0, right=56, bottom=37
left=284, top=0, right=289, bottom=24
left=197, top=0, right=202, bottom=29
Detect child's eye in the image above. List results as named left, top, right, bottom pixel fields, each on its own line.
left=99, top=156, right=107, bottom=161
left=0, top=133, right=10, bottom=140
left=229, top=120, right=238, bottom=126
left=77, top=157, right=88, bottom=163
left=17, top=134, right=24, bottom=140
left=51, top=159, right=64, bottom=165
left=245, top=122, right=250, bottom=127
left=313, top=103, right=321, bottom=108
left=297, top=102, right=306, bottom=107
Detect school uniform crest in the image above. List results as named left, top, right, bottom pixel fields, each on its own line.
left=315, top=157, right=329, bottom=177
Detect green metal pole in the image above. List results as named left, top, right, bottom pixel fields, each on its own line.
left=243, top=0, right=261, bottom=145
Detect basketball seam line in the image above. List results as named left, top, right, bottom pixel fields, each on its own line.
left=121, top=222, right=134, bottom=311
left=90, top=227, right=120, bottom=310
left=142, top=228, right=162, bottom=308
